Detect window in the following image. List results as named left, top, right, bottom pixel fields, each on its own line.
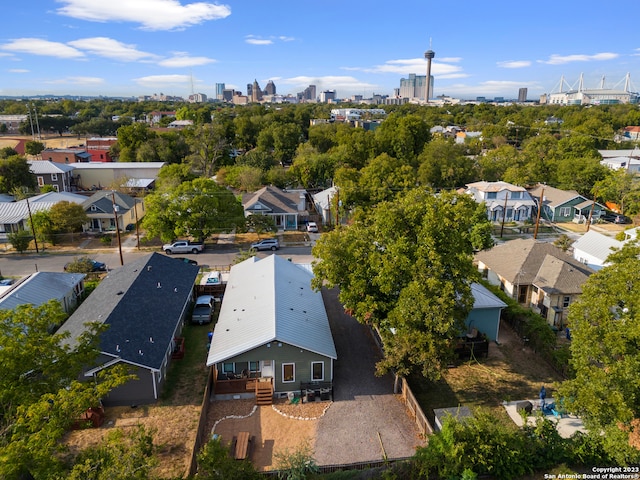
left=90, top=205, right=97, bottom=212
left=37, top=176, right=44, bottom=186
left=511, top=191, right=521, bottom=199
left=282, top=363, right=295, bottom=383
left=249, top=361, right=259, bottom=372
left=563, top=296, right=571, bottom=308
left=222, top=362, right=234, bottom=374
left=486, top=192, right=497, bottom=200
left=311, top=362, right=324, bottom=381
left=53, top=185, right=59, bottom=192
left=51, top=173, right=58, bottom=181
left=559, top=207, right=571, bottom=217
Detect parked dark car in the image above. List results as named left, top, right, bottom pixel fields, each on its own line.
left=599, top=212, right=632, bottom=224
left=64, top=258, right=107, bottom=272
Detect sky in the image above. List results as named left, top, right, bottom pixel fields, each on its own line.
left=1, top=0, right=639, bottom=101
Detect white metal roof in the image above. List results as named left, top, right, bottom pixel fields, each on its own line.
left=0, top=271, right=85, bottom=310
left=471, top=283, right=507, bottom=309
left=27, top=160, right=75, bottom=174
left=206, top=255, right=337, bottom=366
left=572, top=230, right=623, bottom=264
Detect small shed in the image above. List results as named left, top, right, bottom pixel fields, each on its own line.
left=433, top=406, right=473, bottom=431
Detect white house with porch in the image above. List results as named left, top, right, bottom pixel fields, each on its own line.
left=465, top=181, right=536, bottom=222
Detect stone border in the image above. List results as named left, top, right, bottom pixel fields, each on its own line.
left=210, top=405, right=257, bottom=435
left=271, top=401, right=332, bottom=420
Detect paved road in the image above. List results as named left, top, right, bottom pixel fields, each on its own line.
left=314, top=288, right=424, bottom=465
left=0, top=243, right=314, bottom=278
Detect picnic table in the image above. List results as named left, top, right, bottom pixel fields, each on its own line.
left=234, top=431, right=251, bottom=460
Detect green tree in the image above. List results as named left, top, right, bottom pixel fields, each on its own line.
left=7, top=229, right=32, bottom=253
left=374, top=113, right=431, bottom=164
left=0, top=301, right=131, bottom=478
left=29, top=209, right=55, bottom=246
left=273, top=440, right=320, bottom=480
left=64, top=256, right=97, bottom=273
left=195, top=437, right=260, bottom=480
left=185, top=123, right=232, bottom=177
left=143, top=178, right=245, bottom=242
left=244, top=214, right=277, bottom=236
left=417, top=138, right=477, bottom=189
left=49, top=201, right=89, bottom=235
left=594, top=169, right=640, bottom=216
left=25, top=140, right=45, bottom=157
left=312, top=189, right=483, bottom=379
left=558, top=240, right=640, bottom=464
left=0, top=155, right=37, bottom=192
left=66, top=426, right=156, bottom=480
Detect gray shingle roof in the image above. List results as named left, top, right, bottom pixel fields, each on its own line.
left=475, top=238, right=594, bottom=290
left=242, top=186, right=304, bottom=214
left=57, top=253, right=199, bottom=371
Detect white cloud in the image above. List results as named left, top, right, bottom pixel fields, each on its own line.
left=278, top=36, right=295, bottom=42
left=158, top=54, right=216, bottom=67
left=8, top=69, right=29, bottom=73
left=541, top=52, right=619, bottom=65
left=134, top=74, right=191, bottom=87
left=498, top=60, right=531, bottom=69
left=56, top=0, right=231, bottom=31
left=245, top=37, right=273, bottom=46
left=347, top=57, right=465, bottom=78
left=68, top=37, right=157, bottom=61
left=0, top=38, right=84, bottom=59
left=46, top=76, right=105, bottom=85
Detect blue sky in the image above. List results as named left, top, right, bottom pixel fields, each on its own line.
left=1, top=0, right=638, bottom=100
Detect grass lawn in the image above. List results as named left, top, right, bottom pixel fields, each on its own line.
left=410, top=324, right=564, bottom=426
left=160, top=321, right=213, bottom=405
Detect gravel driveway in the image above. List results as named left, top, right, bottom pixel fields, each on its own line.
left=314, top=288, right=424, bottom=465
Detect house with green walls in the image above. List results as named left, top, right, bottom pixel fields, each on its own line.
left=206, top=255, right=337, bottom=402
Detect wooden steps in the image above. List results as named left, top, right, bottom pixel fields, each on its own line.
left=255, top=382, right=273, bottom=406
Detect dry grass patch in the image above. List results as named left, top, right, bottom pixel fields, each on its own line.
left=411, top=324, right=563, bottom=425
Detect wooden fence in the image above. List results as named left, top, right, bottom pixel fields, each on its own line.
left=187, top=367, right=214, bottom=477
left=260, top=457, right=414, bottom=476
left=399, top=376, right=434, bottom=436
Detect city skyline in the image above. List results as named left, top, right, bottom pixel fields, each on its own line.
left=1, top=1, right=639, bottom=100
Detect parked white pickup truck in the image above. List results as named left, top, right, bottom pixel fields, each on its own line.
left=162, top=241, right=204, bottom=255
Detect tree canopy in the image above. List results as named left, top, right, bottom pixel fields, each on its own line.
left=142, top=177, right=245, bottom=242
left=558, top=240, right=640, bottom=464
left=0, top=301, right=130, bottom=478
left=311, top=188, right=486, bottom=379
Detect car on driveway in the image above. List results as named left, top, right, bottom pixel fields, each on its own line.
left=599, top=211, right=632, bottom=224
left=306, top=222, right=318, bottom=233
left=250, top=238, right=280, bottom=251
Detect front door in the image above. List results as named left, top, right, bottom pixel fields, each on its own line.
left=261, top=360, right=273, bottom=378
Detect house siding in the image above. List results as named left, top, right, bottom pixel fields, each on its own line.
left=216, top=341, right=332, bottom=394
left=101, top=364, right=158, bottom=406
left=466, top=307, right=502, bottom=342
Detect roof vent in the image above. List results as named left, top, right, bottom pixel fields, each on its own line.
left=138, top=350, right=143, bottom=356
left=157, top=282, right=162, bottom=288
left=116, top=291, right=124, bottom=295
left=147, top=266, right=152, bottom=272
left=116, top=344, right=120, bottom=352
left=149, top=337, right=154, bottom=343
left=174, top=287, right=178, bottom=293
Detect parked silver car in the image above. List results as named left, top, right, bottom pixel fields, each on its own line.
left=250, top=238, right=280, bottom=251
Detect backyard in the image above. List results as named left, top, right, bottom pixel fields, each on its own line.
left=410, top=322, right=564, bottom=427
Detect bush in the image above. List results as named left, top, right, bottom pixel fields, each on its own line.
left=100, top=235, right=112, bottom=246
left=7, top=229, right=32, bottom=253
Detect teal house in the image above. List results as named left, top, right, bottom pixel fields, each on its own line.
left=528, top=183, right=605, bottom=224
left=466, top=283, right=507, bottom=342
left=206, top=255, right=337, bottom=400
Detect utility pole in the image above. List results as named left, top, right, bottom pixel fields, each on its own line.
left=133, top=198, right=140, bottom=250
left=585, top=189, right=597, bottom=232
left=499, top=191, right=509, bottom=238
left=533, top=187, right=545, bottom=239
left=25, top=196, right=39, bottom=253
left=112, top=191, right=124, bottom=266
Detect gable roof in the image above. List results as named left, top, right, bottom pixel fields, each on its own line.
left=475, top=238, right=594, bottom=286
left=57, top=253, right=199, bottom=371
left=527, top=184, right=582, bottom=208
left=572, top=230, right=624, bottom=263
left=533, top=254, right=591, bottom=295
left=28, top=160, right=76, bottom=175
left=471, top=283, right=507, bottom=309
left=0, top=272, right=85, bottom=311
left=82, top=190, right=135, bottom=215
left=26, top=191, right=87, bottom=204
left=312, top=186, right=337, bottom=211
left=242, top=186, right=304, bottom=214
left=206, top=254, right=337, bottom=366
left=466, top=181, right=528, bottom=193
